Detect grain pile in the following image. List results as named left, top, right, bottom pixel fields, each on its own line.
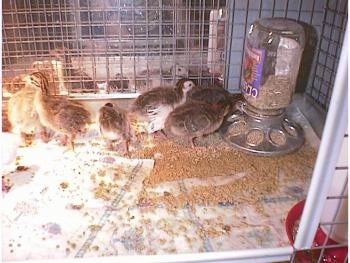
left=132, top=135, right=317, bottom=209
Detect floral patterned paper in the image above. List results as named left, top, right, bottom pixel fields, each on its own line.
left=2, top=114, right=319, bottom=260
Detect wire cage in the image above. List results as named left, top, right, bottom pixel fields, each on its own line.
left=2, top=0, right=347, bottom=102
left=307, top=0, right=348, bottom=110
left=2, top=0, right=227, bottom=95
left=1, top=0, right=348, bottom=262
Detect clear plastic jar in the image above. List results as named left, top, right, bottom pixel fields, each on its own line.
left=241, top=18, right=305, bottom=113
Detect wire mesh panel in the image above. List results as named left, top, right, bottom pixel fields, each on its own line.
left=288, top=136, right=348, bottom=263
left=2, top=0, right=348, bottom=104
left=305, top=0, right=348, bottom=110
left=2, top=0, right=228, bottom=96
left=1, top=1, right=348, bottom=262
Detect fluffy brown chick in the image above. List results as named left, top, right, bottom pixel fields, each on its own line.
left=188, top=85, right=243, bottom=111
left=7, top=84, right=50, bottom=145
left=164, top=100, right=230, bottom=147
left=29, top=71, right=92, bottom=150
left=98, top=102, right=131, bottom=156
left=129, top=78, right=196, bottom=136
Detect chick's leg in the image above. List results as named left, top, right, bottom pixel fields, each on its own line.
left=152, top=129, right=167, bottom=139
left=190, top=136, right=209, bottom=150
left=106, top=140, right=115, bottom=151
left=58, top=134, right=68, bottom=146
left=39, top=129, right=50, bottom=143
left=58, top=134, right=75, bottom=151
left=190, top=137, right=197, bottom=148
left=20, top=132, right=33, bottom=146
left=68, top=134, right=76, bottom=151
left=123, top=139, right=130, bottom=157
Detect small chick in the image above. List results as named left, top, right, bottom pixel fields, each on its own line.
left=188, top=86, right=243, bottom=118
left=29, top=71, right=92, bottom=150
left=164, top=100, right=230, bottom=147
left=107, top=75, right=129, bottom=93
left=31, top=60, right=60, bottom=94
left=98, top=102, right=131, bottom=156
left=129, top=78, right=195, bottom=136
left=7, top=78, right=50, bottom=145
left=188, top=85, right=236, bottom=105
left=2, top=103, right=12, bottom=132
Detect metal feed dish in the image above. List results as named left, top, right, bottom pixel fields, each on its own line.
left=221, top=100, right=305, bottom=156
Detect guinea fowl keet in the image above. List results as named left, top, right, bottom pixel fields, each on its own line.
left=98, top=102, right=131, bottom=156
left=129, top=78, right=196, bottom=137
left=7, top=80, right=50, bottom=145
left=164, top=100, right=230, bottom=147
left=188, top=85, right=243, bottom=111
left=29, top=71, right=92, bottom=150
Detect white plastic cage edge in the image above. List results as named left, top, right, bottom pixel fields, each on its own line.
left=294, top=25, right=348, bottom=249
left=7, top=247, right=293, bottom=263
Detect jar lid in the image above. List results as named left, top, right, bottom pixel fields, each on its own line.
left=256, top=17, right=304, bottom=36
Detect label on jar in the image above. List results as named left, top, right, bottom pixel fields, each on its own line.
left=241, top=43, right=265, bottom=98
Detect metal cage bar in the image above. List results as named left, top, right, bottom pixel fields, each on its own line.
left=294, top=25, right=348, bottom=249
left=3, top=0, right=345, bottom=99
left=2, top=0, right=228, bottom=96
left=1, top=1, right=349, bottom=262
left=307, top=0, right=348, bottom=110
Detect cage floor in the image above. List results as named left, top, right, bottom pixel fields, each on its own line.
left=1, top=104, right=320, bottom=261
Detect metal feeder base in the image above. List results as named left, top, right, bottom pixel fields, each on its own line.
left=221, top=101, right=305, bottom=156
